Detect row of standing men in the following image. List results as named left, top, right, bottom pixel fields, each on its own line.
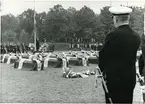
left=1, top=43, right=103, bottom=54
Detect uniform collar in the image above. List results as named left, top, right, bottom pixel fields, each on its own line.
left=118, top=24, right=130, bottom=28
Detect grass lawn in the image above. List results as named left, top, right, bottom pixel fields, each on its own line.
left=0, top=63, right=105, bottom=103
left=0, top=62, right=143, bottom=103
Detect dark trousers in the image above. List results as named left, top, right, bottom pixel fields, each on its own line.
left=139, top=54, right=144, bottom=76
left=41, top=61, right=44, bottom=70
left=31, top=60, right=37, bottom=71
left=104, top=76, right=134, bottom=104
left=105, top=88, right=133, bottom=103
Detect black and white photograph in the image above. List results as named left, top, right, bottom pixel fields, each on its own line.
left=0, top=0, right=145, bottom=103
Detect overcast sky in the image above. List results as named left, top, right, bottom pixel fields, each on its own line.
left=1, top=0, right=145, bottom=16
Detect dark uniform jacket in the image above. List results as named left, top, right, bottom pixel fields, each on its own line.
left=141, top=34, right=145, bottom=77
left=99, top=25, right=141, bottom=90
left=141, top=35, right=145, bottom=60
left=139, top=54, right=144, bottom=75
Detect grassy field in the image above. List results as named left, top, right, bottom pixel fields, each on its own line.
left=0, top=63, right=105, bottom=103
left=0, top=62, right=143, bottom=103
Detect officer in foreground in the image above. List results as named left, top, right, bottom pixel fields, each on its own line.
left=99, top=6, right=141, bottom=103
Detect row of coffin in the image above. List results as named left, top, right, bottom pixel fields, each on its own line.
left=0, top=51, right=99, bottom=71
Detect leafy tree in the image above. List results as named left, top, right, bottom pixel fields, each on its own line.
left=18, top=9, right=35, bottom=39
left=19, top=29, right=29, bottom=44
left=93, top=15, right=106, bottom=43
left=65, top=7, right=78, bottom=42
left=1, top=14, right=20, bottom=40
left=2, top=29, right=17, bottom=43
left=35, top=12, right=47, bottom=42
left=1, top=5, right=144, bottom=44
left=99, top=6, right=114, bottom=36
left=44, top=4, right=68, bottom=42
left=130, top=6, right=144, bottom=35
left=73, top=6, right=98, bottom=42
left=1, top=14, right=18, bottom=32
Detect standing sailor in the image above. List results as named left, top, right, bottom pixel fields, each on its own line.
left=99, top=6, right=141, bottom=103
left=36, top=38, right=40, bottom=52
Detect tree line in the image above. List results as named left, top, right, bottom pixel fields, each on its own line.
left=1, top=4, right=144, bottom=45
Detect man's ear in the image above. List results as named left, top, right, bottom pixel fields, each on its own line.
left=114, top=16, right=118, bottom=23
left=128, top=15, right=130, bottom=20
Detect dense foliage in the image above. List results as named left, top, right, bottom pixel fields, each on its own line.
left=1, top=5, right=144, bottom=44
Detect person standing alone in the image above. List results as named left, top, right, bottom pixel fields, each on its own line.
left=36, top=38, right=40, bottom=52
left=99, top=6, right=141, bottom=103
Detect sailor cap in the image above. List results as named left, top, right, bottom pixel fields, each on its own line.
left=109, top=6, right=132, bottom=15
